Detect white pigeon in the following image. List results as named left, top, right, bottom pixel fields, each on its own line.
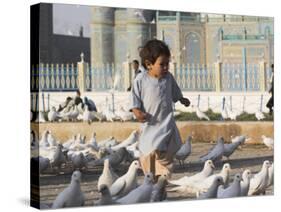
left=50, top=144, right=66, bottom=170
left=126, top=142, right=141, bottom=159
left=227, top=107, right=241, bottom=121
left=197, top=176, right=224, bottom=199
left=200, top=137, right=225, bottom=162
left=98, top=159, right=119, bottom=191
left=82, top=104, right=95, bottom=123
left=87, top=132, right=99, bottom=152
left=217, top=173, right=241, bottom=198
left=52, top=171, right=85, bottom=208
left=39, top=130, right=50, bottom=148
left=267, top=162, right=274, bottom=188
left=193, top=106, right=210, bottom=121
left=198, top=163, right=231, bottom=193
left=221, top=106, right=229, bottom=120
left=261, top=135, right=274, bottom=150
left=103, top=106, right=121, bottom=122
left=111, top=130, right=139, bottom=151
left=175, top=135, right=192, bottom=167
left=255, top=110, right=265, bottom=121
left=116, top=172, right=154, bottom=204
left=248, top=160, right=271, bottom=195
left=38, top=111, right=47, bottom=123
left=47, top=132, right=58, bottom=147
left=48, top=106, right=61, bottom=122
left=92, top=111, right=106, bottom=122
left=115, top=106, right=134, bottom=122
left=240, top=169, right=251, bottom=196
left=60, top=105, right=79, bottom=121
left=110, top=160, right=140, bottom=198
left=169, top=160, right=215, bottom=187
left=98, top=136, right=118, bottom=148
left=62, top=135, right=76, bottom=150
left=231, top=135, right=247, bottom=144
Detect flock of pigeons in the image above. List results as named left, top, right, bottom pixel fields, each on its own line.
left=192, top=105, right=268, bottom=121
left=31, top=101, right=270, bottom=124
left=32, top=103, right=134, bottom=123
left=31, top=129, right=274, bottom=209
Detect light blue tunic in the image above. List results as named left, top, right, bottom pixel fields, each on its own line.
left=130, top=72, right=183, bottom=156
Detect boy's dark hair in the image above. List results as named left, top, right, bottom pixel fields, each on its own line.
left=139, top=39, right=171, bottom=69
left=132, top=59, right=139, bottom=65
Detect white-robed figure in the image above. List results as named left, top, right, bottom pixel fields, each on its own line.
left=130, top=40, right=190, bottom=180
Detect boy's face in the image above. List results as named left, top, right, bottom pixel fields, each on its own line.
left=147, top=55, right=170, bottom=78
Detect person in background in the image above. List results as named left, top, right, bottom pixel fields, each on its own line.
left=127, top=60, right=142, bottom=91
left=84, top=96, right=97, bottom=112
left=266, top=64, right=274, bottom=115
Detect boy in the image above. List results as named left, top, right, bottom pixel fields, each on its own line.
left=130, top=39, right=190, bottom=180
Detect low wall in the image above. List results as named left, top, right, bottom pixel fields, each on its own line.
left=31, top=121, right=273, bottom=144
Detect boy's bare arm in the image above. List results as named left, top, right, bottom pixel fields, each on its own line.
left=179, top=97, right=190, bottom=107
left=132, top=108, right=149, bottom=123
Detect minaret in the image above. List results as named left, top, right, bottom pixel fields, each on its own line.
left=126, top=9, right=155, bottom=62
left=90, top=7, right=115, bottom=65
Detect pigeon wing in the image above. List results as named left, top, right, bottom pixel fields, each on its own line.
left=110, top=179, right=126, bottom=196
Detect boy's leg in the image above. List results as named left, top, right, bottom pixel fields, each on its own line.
left=154, top=150, right=173, bottom=179
left=139, top=152, right=156, bottom=176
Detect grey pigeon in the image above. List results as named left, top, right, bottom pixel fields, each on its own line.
left=90, top=147, right=128, bottom=168
left=248, top=160, right=270, bottom=195
left=95, top=184, right=116, bottom=206
left=31, top=130, right=38, bottom=150
left=200, top=137, right=225, bottom=162
left=39, top=156, right=50, bottom=173
left=98, top=159, right=119, bottom=191
left=150, top=175, right=168, bottom=202
left=116, top=172, right=154, bottom=204
left=223, top=140, right=243, bottom=160
left=240, top=169, right=251, bottom=196
left=51, top=144, right=66, bottom=170
left=198, top=176, right=224, bottom=199
left=175, top=135, right=192, bottom=167
left=217, top=173, right=241, bottom=198
left=71, top=152, right=88, bottom=170
left=52, top=171, right=85, bottom=208
left=110, top=160, right=140, bottom=199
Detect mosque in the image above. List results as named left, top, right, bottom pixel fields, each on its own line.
left=90, top=7, right=274, bottom=66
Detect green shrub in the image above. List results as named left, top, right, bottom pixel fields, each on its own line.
left=174, top=109, right=273, bottom=121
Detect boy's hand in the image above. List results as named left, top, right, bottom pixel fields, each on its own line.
left=180, top=97, right=190, bottom=107
left=132, top=108, right=149, bottom=123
